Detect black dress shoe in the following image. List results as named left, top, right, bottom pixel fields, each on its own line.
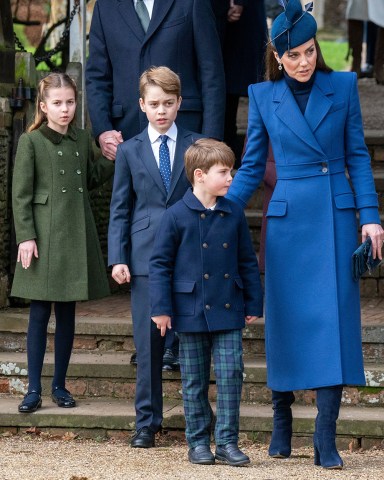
left=130, top=352, right=137, bottom=365
left=162, top=348, right=180, bottom=371
left=51, top=387, right=76, bottom=408
left=188, top=445, right=215, bottom=465
left=130, top=427, right=155, bottom=448
left=18, top=391, right=42, bottom=413
left=215, top=443, right=250, bottom=466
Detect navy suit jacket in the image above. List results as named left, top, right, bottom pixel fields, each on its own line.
left=149, top=189, right=263, bottom=332
left=108, top=126, right=203, bottom=274
left=86, top=0, right=225, bottom=141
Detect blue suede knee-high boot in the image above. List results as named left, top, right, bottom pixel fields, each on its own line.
left=269, top=390, right=295, bottom=458
left=314, top=386, right=343, bottom=469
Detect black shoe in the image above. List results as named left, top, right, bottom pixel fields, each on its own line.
left=130, top=427, right=155, bottom=448
left=18, top=391, right=42, bottom=413
left=130, top=352, right=137, bottom=365
left=51, top=387, right=76, bottom=408
left=188, top=445, right=215, bottom=465
left=215, top=443, right=250, bottom=466
left=162, top=348, right=180, bottom=371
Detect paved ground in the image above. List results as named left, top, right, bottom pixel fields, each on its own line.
left=0, top=435, right=383, bottom=480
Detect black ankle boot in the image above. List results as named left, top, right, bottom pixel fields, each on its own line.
left=269, top=390, right=295, bottom=458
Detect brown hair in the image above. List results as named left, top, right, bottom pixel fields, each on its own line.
left=139, top=66, right=181, bottom=99
left=184, top=138, right=235, bottom=185
left=28, top=73, right=77, bottom=132
left=265, top=38, right=332, bottom=81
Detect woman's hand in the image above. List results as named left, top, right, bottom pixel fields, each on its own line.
left=362, top=223, right=384, bottom=260
left=17, top=240, right=38, bottom=269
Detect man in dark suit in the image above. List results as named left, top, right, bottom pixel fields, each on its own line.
left=108, top=67, right=203, bottom=448
left=86, top=0, right=225, bottom=161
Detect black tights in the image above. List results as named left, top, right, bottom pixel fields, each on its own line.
left=27, top=300, right=75, bottom=393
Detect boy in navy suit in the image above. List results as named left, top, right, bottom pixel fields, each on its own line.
left=149, top=139, right=263, bottom=465
left=108, top=67, right=203, bottom=448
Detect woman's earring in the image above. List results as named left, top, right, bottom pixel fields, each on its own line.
left=278, top=62, right=283, bottom=71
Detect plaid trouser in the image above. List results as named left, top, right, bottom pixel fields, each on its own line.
left=178, top=329, right=243, bottom=447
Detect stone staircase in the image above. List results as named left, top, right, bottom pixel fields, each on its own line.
left=0, top=296, right=383, bottom=448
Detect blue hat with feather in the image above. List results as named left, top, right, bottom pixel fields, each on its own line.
left=271, top=0, right=317, bottom=57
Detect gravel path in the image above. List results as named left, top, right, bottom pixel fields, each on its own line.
left=1, top=435, right=383, bottom=480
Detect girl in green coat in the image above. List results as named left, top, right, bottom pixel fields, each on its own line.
left=12, top=73, right=114, bottom=413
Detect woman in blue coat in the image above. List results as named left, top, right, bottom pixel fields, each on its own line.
left=226, top=0, right=384, bottom=470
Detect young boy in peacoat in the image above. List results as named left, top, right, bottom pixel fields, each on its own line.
left=149, top=138, right=263, bottom=466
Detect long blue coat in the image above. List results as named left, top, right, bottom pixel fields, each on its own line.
left=227, top=71, right=380, bottom=391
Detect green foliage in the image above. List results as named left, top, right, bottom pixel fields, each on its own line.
left=318, top=40, right=350, bottom=72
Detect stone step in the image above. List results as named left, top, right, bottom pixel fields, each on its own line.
left=2, top=309, right=384, bottom=361
left=0, top=396, right=383, bottom=447
left=1, top=352, right=383, bottom=408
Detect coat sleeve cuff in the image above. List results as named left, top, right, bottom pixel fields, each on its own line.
left=359, top=207, right=381, bottom=227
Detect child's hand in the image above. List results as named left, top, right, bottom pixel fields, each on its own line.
left=152, top=315, right=172, bottom=337
left=17, top=240, right=38, bottom=269
left=245, top=315, right=260, bottom=325
left=112, top=264, right=131, bottom=284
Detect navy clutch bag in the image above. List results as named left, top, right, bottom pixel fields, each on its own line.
left=352, top=237, right=382, bottom=281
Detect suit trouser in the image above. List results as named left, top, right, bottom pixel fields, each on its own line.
left=130, top=276, right=165, bottom=432
left=178, top=329, right=243, bottom=447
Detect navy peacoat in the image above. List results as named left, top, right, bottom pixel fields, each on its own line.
left=11, top=124, right=114, bottom=302
left=227, top=71, right=380, bottom=391
left=149, top=188, right=263, bottom=333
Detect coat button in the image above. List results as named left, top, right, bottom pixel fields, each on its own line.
left=203, top=273, right=209, bottom=279
left=202, top=243, right=208, bottom=248
left=205, top=304, right=211, bottom=310
left=59, top=169, right=65, bottom=175
left=224, top=273, right=230, bottom=279
left=200, top=213, right=206, bottom=219
left=58, top=151, right=63, bottom=156
left=76, top=169, right=82, bottom=175
left=78, top=187, right=83, bottom=193
left=61, top=187, right=67, bottom=193
left=220, top=212, right=224, bottom=217
left=225, top=303, right=231, bottom=309
left=223, top=243, right=229, bottom=248
left=322, top=167, right=328, bottom=173
left=75, top=152, right=79, bottom=156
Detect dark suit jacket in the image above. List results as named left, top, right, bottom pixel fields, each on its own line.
left=86, top=0, right=225, bottom=141
left=149, top=188, right=263, bottom=332
left=108, top=125, right=203, bottom=274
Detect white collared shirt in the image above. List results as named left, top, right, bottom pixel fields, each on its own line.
left=133, top=0, right=154, bottom=18
left=147, top=122, right=178, bottom=169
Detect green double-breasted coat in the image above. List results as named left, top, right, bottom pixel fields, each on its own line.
left=11, top=124, right=114, bottom=302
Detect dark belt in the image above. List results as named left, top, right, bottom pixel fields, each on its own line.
left=276, top=157, right=346, bottom=179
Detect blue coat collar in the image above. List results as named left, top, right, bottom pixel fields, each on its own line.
left=182, top=188, right=233, bottom=213
left=273, top=70, right=335, bottom=157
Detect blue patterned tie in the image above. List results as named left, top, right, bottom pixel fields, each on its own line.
left=159, top=135, right=171, bottom=193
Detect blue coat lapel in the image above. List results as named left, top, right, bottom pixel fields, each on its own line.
left=144, top=0, right=175, bottom=45
left=117, top=0, right=145, bottom=42
left=168, top=127, right=189, bottom=199
left=273, top=78, right=325, bottom=157
left=305, top=71, right=334, bottom=132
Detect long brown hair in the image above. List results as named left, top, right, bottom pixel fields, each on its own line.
left=265, top=38, right=333, bottom=81
left=28, top=73, right=78, bottom=132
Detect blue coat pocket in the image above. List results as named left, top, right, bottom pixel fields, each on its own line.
left=173, top=281, right=196, bottom=316
left=334, top=193, right=355, bottom=209
left=266, top=200, right=288, bottom=217
left=130, top=216, right=150, bottom=234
